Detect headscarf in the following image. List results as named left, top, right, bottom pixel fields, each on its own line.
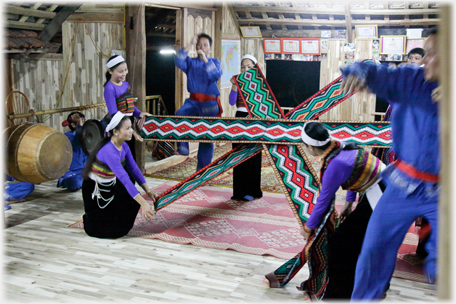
left=301, top=122, right=331, bottom=147
left=241, top=54, right=257, bottom=64
left=105, top=111, right=132, bottom=136
left=106, top=55, right=126, bottom=69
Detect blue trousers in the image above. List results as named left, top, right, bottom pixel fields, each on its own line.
left=175, top=98, right=219, bottom=171
left=351, top=182, right=438, bottom=300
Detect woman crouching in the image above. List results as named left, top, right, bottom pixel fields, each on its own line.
left=81, top=111, right=156, bottom=239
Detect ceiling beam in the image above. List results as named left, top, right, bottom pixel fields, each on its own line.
left=237, top=18, right=439, bottom=27
left=39, top=3, right=82, bottom=43
left=6, top=4, right=57, bottom=19
left=232, top=6, right=439, bottom=16
left=5, top=20, right=46, bottom=31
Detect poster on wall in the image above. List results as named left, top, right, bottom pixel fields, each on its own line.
left=380, top=35, right=407, bottom=54
left=301, top=38, right=320, bottom=55
left=220, top=40, right=241, bottom=89
left=281, top=38, right=301, bottom=54
left=263, top=38, right=282, bottom=53
left=240, top=26, right=262, bottom=38
left=355, top=25, right=378, bottom=38
left=406, top=28, right=423, bottom=39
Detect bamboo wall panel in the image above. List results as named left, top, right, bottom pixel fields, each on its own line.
left=11, top=56, right=63, bottom=129
left=243, top=38, right=266, bottom=76
left=319, top=39, right=376, bottom=121
left=61, top=21, right=124, bottom=133
left=220, top=4, right=241, bottom=118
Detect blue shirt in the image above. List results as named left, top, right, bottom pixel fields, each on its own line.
left=175, top=47, right=222, bottom=97
left=341, top=63, right=439, bottom=197
left=65, top=127, right=88, bottom=172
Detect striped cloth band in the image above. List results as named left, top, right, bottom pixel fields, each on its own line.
left=342, top=151, right=382, bottom=193
left=90, top=157, right=126, bottom=180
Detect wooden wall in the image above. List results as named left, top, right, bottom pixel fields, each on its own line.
left=319, top=39, right=376, bottom=121
left=9, top=20, right=124, bottom=133
left=60, top=21, right=124, bottom=132
left=242, top=38, right=266, bottom=76
left=219, top=3, right=241, bottom=118
left=10, top=54, right=63, bottom=127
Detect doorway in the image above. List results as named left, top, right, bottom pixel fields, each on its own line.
left=145, top=6, right=178, bottom=115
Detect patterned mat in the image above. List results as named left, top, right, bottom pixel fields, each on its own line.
left=71, top=181, right=305, bottom=260
left=69, top=180, right=426, bottom=282
left=146, top=143, right=322, bottom=194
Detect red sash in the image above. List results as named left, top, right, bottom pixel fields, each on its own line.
left=190, top=93, right=223, bottom=117
left=394, top=159, right=439, bottom=183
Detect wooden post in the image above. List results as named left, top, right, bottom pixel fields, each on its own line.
left=214, top=3, right=223, bottom=91
left=437, top=4, right=453, bottom=300
left=125, top=4, right=146, bottom=172
left=175, top=8, right=184, bottom=113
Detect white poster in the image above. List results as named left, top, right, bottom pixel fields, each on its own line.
left=264, top=39, right=281, bottom=53
left=301, top=40, right=320, bottom=54
left=406, top=28, right=423, bottom=39
left=282, top=39, right=300, bottom=53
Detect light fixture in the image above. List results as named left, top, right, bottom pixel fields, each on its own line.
left=160, top=49, right=176, bottom=55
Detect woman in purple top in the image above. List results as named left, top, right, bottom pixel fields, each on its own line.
left=81, top=111, right=156, bottom=239
left=266, top=121, right=386, bottom=300
left=103, top=55, right=152, bottom=159
left=227, top=54, right=263, bottom=201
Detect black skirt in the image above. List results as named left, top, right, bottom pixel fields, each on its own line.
left=231, top=111, right=263, bottom=200
left=323, top=181, right=386, bottom=300
left=82, top=177, right=140, bottom=239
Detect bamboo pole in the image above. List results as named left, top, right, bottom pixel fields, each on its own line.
left=6, top=102, right=107, bottom=120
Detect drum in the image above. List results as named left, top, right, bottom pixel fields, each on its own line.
left=80, top=119, right=104, bottom=156
left=5, top=123, right=72, bottom=184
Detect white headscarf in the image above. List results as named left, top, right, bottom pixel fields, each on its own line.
left=301, top=122, right=331, bottom=147
left=241, top=54, right=257, bottom=64
left=105, top=111, right=132, bottom=136
left=106, top=55, right=126, bottom=69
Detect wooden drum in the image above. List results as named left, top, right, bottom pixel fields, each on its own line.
left=5, top=123, right=72, bottom=184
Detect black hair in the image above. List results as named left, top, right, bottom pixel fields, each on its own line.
left=104, top=55, right=126, bottom=87
left=303, top=121, right=331, bottom=151
left=407, top=47, right=425, bottom=58
left=67, top=111, right=85, bottom=131
left=81, top=115, right=131, bottom=180
left=427, top=27, right=438, bottom=36
left=197, top=33, right=212, bottom=47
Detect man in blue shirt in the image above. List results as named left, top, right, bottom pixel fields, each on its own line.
left=173, top=33, right=223, bottom=171
left=57, top=112, right=88, bottom=191
left=340, top=28, right=440, bottom=300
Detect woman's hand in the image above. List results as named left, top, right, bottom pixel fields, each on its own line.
left=139, top=112, right=153, bottom=118
left=133, top=130, right=144, bottom=142
left=300, top=225, right=312, bottom=240
left=339, top=200, right=354, bottom=223
left=146, top=190, right=156, bottom=202
left=140, top=202, right=155, bottom=220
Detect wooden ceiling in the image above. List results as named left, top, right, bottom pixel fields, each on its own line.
left=231, top=1, right=440, bottom=33
left=5, top=3, right=82, bottom=53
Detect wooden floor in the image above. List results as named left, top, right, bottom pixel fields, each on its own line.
left=4, top=177, right=437, bottom=303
